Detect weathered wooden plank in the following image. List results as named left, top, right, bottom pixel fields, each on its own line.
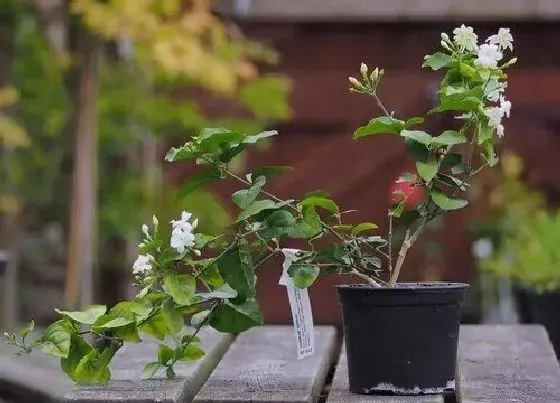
left=0, top=346, right=71, bottom=402
left=458, top=325, right=560, bottom=403
left=193, top=325, right=337, bottom=403
left=63, top=327, right=233, bottom=403
left=326, top=347, right=444, bottom=403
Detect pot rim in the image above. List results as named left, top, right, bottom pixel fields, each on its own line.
left=335, top=281, right=469, bottom=291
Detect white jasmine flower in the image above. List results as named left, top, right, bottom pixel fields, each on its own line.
left=497, top=124, right=505, bottom=138
left=499, top=95, right=511, bottom=118
left=475, top=44, right=503, bottom=68
left=133, top=254, right=153, bottom=275
left=171, top=211, right=193, bottom=230
left=169, top=211, right=198, bottom=254
left=142, top=224, right=149, bottom=237
left=487, top=28, right=513, bottom=51
left=453, top=25, right=478, bottom=52
left=485, top=79, right=507, bottom=102
left=484, top=106, right=505, bottom=128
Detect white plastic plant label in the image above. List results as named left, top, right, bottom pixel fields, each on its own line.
left=279, top=248, right=315, bottom=359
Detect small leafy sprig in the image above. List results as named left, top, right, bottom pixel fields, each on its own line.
left=5, top=25, right=516, bottom=383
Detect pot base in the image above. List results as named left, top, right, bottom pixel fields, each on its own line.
left=357, top=380, right=456, bottom=396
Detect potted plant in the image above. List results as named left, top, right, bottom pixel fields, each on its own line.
left=5, top=25, right=516, bottom=395
left=474, top=155, right=560, bottom=357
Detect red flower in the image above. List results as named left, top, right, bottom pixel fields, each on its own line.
left=389, top=177, right=425, bottom=208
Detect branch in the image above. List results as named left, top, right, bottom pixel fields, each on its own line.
left=389, top=216, right=427, bottom=286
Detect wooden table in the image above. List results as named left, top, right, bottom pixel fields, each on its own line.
left=1, top=325, right=559, bottom=402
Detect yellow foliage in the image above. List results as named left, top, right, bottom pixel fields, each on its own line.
left=0, top=86, right=29, bottom=148
left=71, top=0, right=263, bottom=94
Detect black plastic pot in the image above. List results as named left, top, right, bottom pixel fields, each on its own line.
left=526, top=289, right=560, bottom=359
left=336, top=282, right=468, bottom=395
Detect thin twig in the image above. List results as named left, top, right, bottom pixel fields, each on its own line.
left=390, top=215, right=427, bottom=286
left=388, top=214, right=393, bottom=273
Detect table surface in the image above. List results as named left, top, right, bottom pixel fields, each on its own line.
left=0, top=325, right=559, bottom=403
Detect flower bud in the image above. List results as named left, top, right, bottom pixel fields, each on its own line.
left=370, top=67, right=379, bottom=83
left=152, top=215, right=159, bottom=231
left=360, top=63, right=368, bottom=80
left=194, top=249, right=201, bottom=257
left=502, top=57, right=517, bottom=68
left=348, top=76, right=363, bottom=90
left=379, top=68, right=385, bottom=77
left=192, top=218, right=199, bottom=229
left=441, top=40, right=452, bottom=51
left=441, top=32, right=450, bottom=42
left=142, top=224, right=149, bottom=237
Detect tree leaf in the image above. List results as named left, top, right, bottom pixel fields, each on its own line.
left=111, top=301, right=151, bottom=322
left=197, top=128, right=246, bottom=153
left=55, top=305, right=107, bottom=325
left=143, top=362, right=166, bottom=379
left=73, top=346, right=117, bottom=383
left=177, top=344, right=205, bottom=361
left=301, top=196, right=339, bottom=213
left=433, top=130, right=466, bottom=146
left=287, top=206, right=322, bottom=239
left=93, top=315, right=134, bottom=329
left=351, top=222, right=379, bottom=235
left=353, top=116, right=405, bottom=139
left=18, top=320, right=35, bottom=338
left=165, top=144, right=196, bottom=162
left=260, top=210, right=296, bottom=238
left=158, top=344, right=174, bottom=365
left=422, top=52, right=454, bottom=70
left=163, top=273, right=196, bottom=306
left=236, top=200, right=290, bottom=222
left=430, top=190, right=468, bottom=211
left=198, top=263, right=225, bottom=287
left=289, top=265, right=319, bottom=289
left=40, top=321, right=73, bottom=358
left=217, top=242, right=255, bottom=299
left=198, top=284, right=238, bottom=300
left=231, top=175, right=265, bottom=209
left=61, top=333, right=92, bottom=381
left=400, top=130, right=434, bottom=147
left=405, top=117, right=424, bottom=128
left=176, top=169, right=221, bottom=201
left=416, top=159, right=439, bottom=183
left=209, top=299, right=263, bottom=333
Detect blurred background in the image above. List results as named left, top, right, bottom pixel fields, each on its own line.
left=1, top=0, right=560, bottom=353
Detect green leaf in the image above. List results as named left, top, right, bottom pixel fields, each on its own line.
left=177, top=169, right=221, bottom=201
left=139, top=303, right=183, bottom=340
left=389, top=202, right=405, bottom=218
left=177, top=344, right=205, bottom=361
left=436, top=86, right=483, bottom=113
left=111, top=301, right=151, bottom=322
left=217, top=242, right=255, bottom=299
left=232, top=175, right=265, bottom=209
left=40, top=321, right=73, bottom=358
left=56, top=305, right=107, bottom=325
left=73, top=346, right=117, bottom=383
left=243, top=130, right=278, bottom=144
left=236, top=200, right=290, bottom=222
left=165, top=144, right=196, bottom=162
left=287, top=206, right=322, bottom=239
left=437, top=174, right=469, bottom=191
left=301, top=196, right=338, bottom=214
left=251, top=166, right=292, bottom=180
left=261, top=210, right=296, bottom=239
left=289, top=265, right=320, bottom=289
left=163, top=274, right=196, bottom=306
left=422, top=52, right=454, bottom=70
left=18, top=320, right=35, bottom=338
left=197, top=128, right=246, bottom=153
left=61, top=333, right=92, bottom=381
left=400, top=130, right=434, bottom=147
left=430, top=190, right=468, bottom=211
left=405, top=117, right=424, bottom=128
left=158, top=344, right=174, bottom=365
left=93, top=315, right=134, bottom=329
left=353, top=116, right=405, bottom=139
left=209, top=299, right=263, bottom=333
left=478, top=123, right=493, bottom=145
left=199, top=263, right=225, bottom=287
left=433, top=130, right=466, bottom=146
left=416, top=159, right=439, bottom=183
left=198, top=284, right=238, bottom=300
left=351, top=222, right=378, bottom=235
left=143, top=362, right=166, bottom=379
left=191, top=310, right=210, bottom=327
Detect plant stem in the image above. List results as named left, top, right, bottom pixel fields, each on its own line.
left=389, top=215, right=427, bottom=286
left=388, top=213, right=393, bottom=273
